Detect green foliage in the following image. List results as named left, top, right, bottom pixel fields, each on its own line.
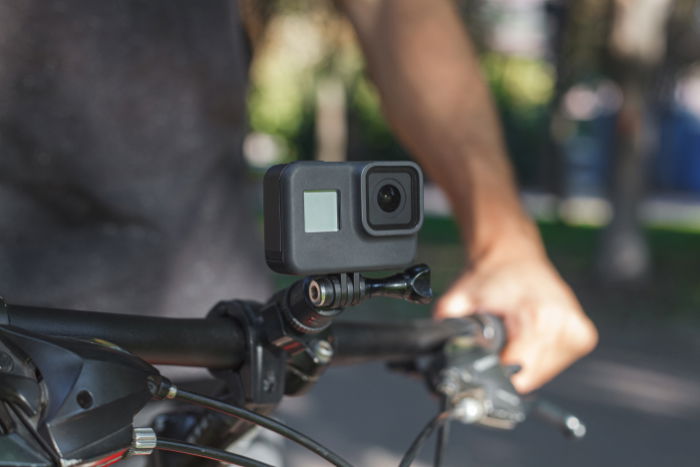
left=248, top=84, right=311, bottom=149
left=482, top=53, right=554, bottom=185
left=346, top=76, right=411, bottom=162
left=246, top=7, right=556, bottom=179
left=482, top=54, right=555, bottom=110
left=349, top=77, right=389, bottom=142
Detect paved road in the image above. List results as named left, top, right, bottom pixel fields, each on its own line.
left=277, top=319, right=700, bottom=467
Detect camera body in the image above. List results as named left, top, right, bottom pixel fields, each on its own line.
left=264, top=161, right=424, bottom=275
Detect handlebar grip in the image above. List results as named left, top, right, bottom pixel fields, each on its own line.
left=2, top=304, right=246, bottom=369
left=331, top=317, right=489, bottom=365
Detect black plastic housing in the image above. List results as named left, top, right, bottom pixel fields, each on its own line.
left=0, top=325, right=161, bottom=465
left=263, top=161, right=424, bottom=275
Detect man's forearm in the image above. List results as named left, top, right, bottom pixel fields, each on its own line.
left=341, top=0, right=542, bottom=261
left=340, top=0, right=597, bottom=393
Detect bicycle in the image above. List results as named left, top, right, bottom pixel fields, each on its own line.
left=0, top=262, right=584, bottom=467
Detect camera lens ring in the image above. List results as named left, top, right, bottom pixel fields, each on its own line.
left=362, top=163, right=422, bottom=235
left=370, top=177, right=407, bottom=219
left=377, top=183, right=402, bottom=213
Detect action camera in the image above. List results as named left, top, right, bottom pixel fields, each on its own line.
left=264, top=161, right=424, bottom=275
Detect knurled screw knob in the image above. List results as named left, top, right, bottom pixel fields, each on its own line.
left=129, top=427, right=157, bottom=456
left=313, top=340, right=334, bottom=364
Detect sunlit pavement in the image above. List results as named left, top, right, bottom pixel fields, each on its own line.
left=279, top=319, right=700, bottom=467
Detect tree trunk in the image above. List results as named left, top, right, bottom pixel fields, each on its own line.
left=596, top=0, right=673, bottom=284
left=597, top=79, right=654, bottom=283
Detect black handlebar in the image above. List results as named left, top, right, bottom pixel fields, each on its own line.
left=0, top=303, right=485, bottom=370
left=332, top=318, right=483, bottom=365
left=1, top=304, right=246, bottom=369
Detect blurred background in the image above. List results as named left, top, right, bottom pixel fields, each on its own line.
left=240, top=1, right=700, bottom=466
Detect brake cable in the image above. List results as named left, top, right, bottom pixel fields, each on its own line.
left=160, top=383, right=353, bottom=467
left=399, top=411, right=452, bottom=467
left=433, top=396, right=452, bottom=467
left=155, top=438, right=273, bottom=467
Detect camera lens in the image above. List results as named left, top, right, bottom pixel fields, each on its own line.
left=377, top=184, right=402, bottom=212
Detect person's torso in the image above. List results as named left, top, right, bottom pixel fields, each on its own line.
left=0, top=0, right=271, bottom=316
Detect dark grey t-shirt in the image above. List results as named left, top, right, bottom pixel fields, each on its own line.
left=0, top=0, right=271, bottom=317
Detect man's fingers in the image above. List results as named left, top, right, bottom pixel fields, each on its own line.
left=431, top=255, right=598, bottom=394
left=434, top=288, right=476, bottom=318
left=501, top=308, right=598, bottom=394
left=502, top=343, right=556, bottom=394
left=433, top=271, right=483, bottom=319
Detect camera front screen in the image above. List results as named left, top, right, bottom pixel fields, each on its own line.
left=303, top=190, right=339, bottom=233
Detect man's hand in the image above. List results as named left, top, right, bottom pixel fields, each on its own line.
left=434, top=237, right=598, bottom=394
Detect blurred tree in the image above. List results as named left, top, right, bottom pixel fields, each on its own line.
left=661, top=0, right=700, bottom=93
left=540, top=0, right=700, bottom=284
left=596, top=0, right=674, bottom=284
left=542, top=0, right=610, bottom=201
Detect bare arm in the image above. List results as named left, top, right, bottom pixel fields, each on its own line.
left=341, top=0, right=537, bottom=257
left=340, top=0, right=597, bottom=393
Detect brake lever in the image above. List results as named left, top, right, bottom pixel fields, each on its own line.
left=433, top=341, right=526, bottom=430
left=426, top=315, right=586, bottom=439
left=526, top=398, right=587, bottom=439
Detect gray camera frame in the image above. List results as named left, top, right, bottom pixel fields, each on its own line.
left=264, top=160, right=424, bottom=275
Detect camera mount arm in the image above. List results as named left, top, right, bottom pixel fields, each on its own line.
left=252, top=264, right=433, bottom=397
left=279, top=264, right=432, bottom=338
left=308, top=264, right=433, bottom=310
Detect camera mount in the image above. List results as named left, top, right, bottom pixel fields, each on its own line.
left=244, top=264, right=434, bottom=397
left=276, top=264, right=433, bottom=339
left=307, top=263, right=433, bottom=310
